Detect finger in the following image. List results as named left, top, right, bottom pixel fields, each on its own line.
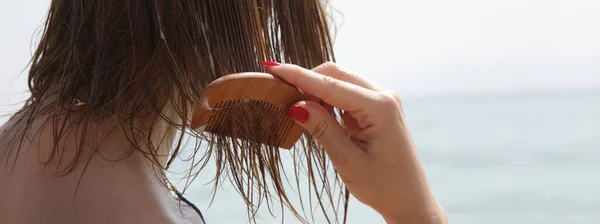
left=342, top=111, right=360, bottom=137
left=304, top=62, right=378, bottom=105
left=312, top=62, right=380, bottom=91
left=321, top=101, right=334, bottom=116
left=305, top=94, right=323, bottom=105
left=266, top=63, right=379, bottom=113
left=286, top=101, right=366, bottom=170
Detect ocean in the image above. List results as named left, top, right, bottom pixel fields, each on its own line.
left=168, top=91, right=600, bottom=224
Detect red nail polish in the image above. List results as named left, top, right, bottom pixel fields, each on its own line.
left=262, top=61, right=281, bottom=67
left=285, top=105, right=309, bottom=123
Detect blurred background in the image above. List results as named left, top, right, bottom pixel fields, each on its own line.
left=1, top=0, right=599, bottom=223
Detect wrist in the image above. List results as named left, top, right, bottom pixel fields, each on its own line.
left=380, top=203, right=447, bottom=224
left=384, top=213, right=447, bottom=224
left=383, top=212, right=447, bottom=224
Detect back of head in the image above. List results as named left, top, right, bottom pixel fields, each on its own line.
left=7, top=0, right=345, bottom=223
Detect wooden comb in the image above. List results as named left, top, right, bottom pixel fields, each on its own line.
left=190, top=72, right=306, bottom=149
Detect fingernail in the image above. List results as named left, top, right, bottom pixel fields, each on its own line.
left=262, top=61, right=281, bottom=67
left=285, top=105, right=309, bottom=123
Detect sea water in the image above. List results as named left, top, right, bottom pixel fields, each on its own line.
left=169, top=91, right=600, bottom=224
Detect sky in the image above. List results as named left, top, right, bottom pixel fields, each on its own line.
left=1, top=0, right=599, bottom=113
left=330, top=0, right=600, bottom=96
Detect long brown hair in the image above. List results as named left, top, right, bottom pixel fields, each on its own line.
left=4, top=0, right=346, bottom=223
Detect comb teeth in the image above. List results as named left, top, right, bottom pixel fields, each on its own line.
left=190, top=73, right=307, bottom=149
left=205, top=99, right=295, bottom=148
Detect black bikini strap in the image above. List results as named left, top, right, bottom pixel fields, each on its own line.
left=165, top=178, right=207, bottom=224
left=175, top=190, right=207, bottom=223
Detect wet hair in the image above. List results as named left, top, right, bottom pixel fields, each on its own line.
left=3, top=0, right=347, bottom=223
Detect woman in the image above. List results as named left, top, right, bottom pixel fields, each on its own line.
left=0, top=1, right=446, bottom=223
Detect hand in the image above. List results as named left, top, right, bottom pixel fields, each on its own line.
left=264, top=62, right=447, bottom=224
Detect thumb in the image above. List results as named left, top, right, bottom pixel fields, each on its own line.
left=285, top=101, right=364, bottom=168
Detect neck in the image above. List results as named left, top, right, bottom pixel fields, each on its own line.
left=0, top=114, right=196, bottom=223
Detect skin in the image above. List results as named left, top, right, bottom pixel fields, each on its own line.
left=267, top=62, right=448, bottom=224
left=0, top=62, right=446, bottom=224
left=0, top=115, right=203, bottom=224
